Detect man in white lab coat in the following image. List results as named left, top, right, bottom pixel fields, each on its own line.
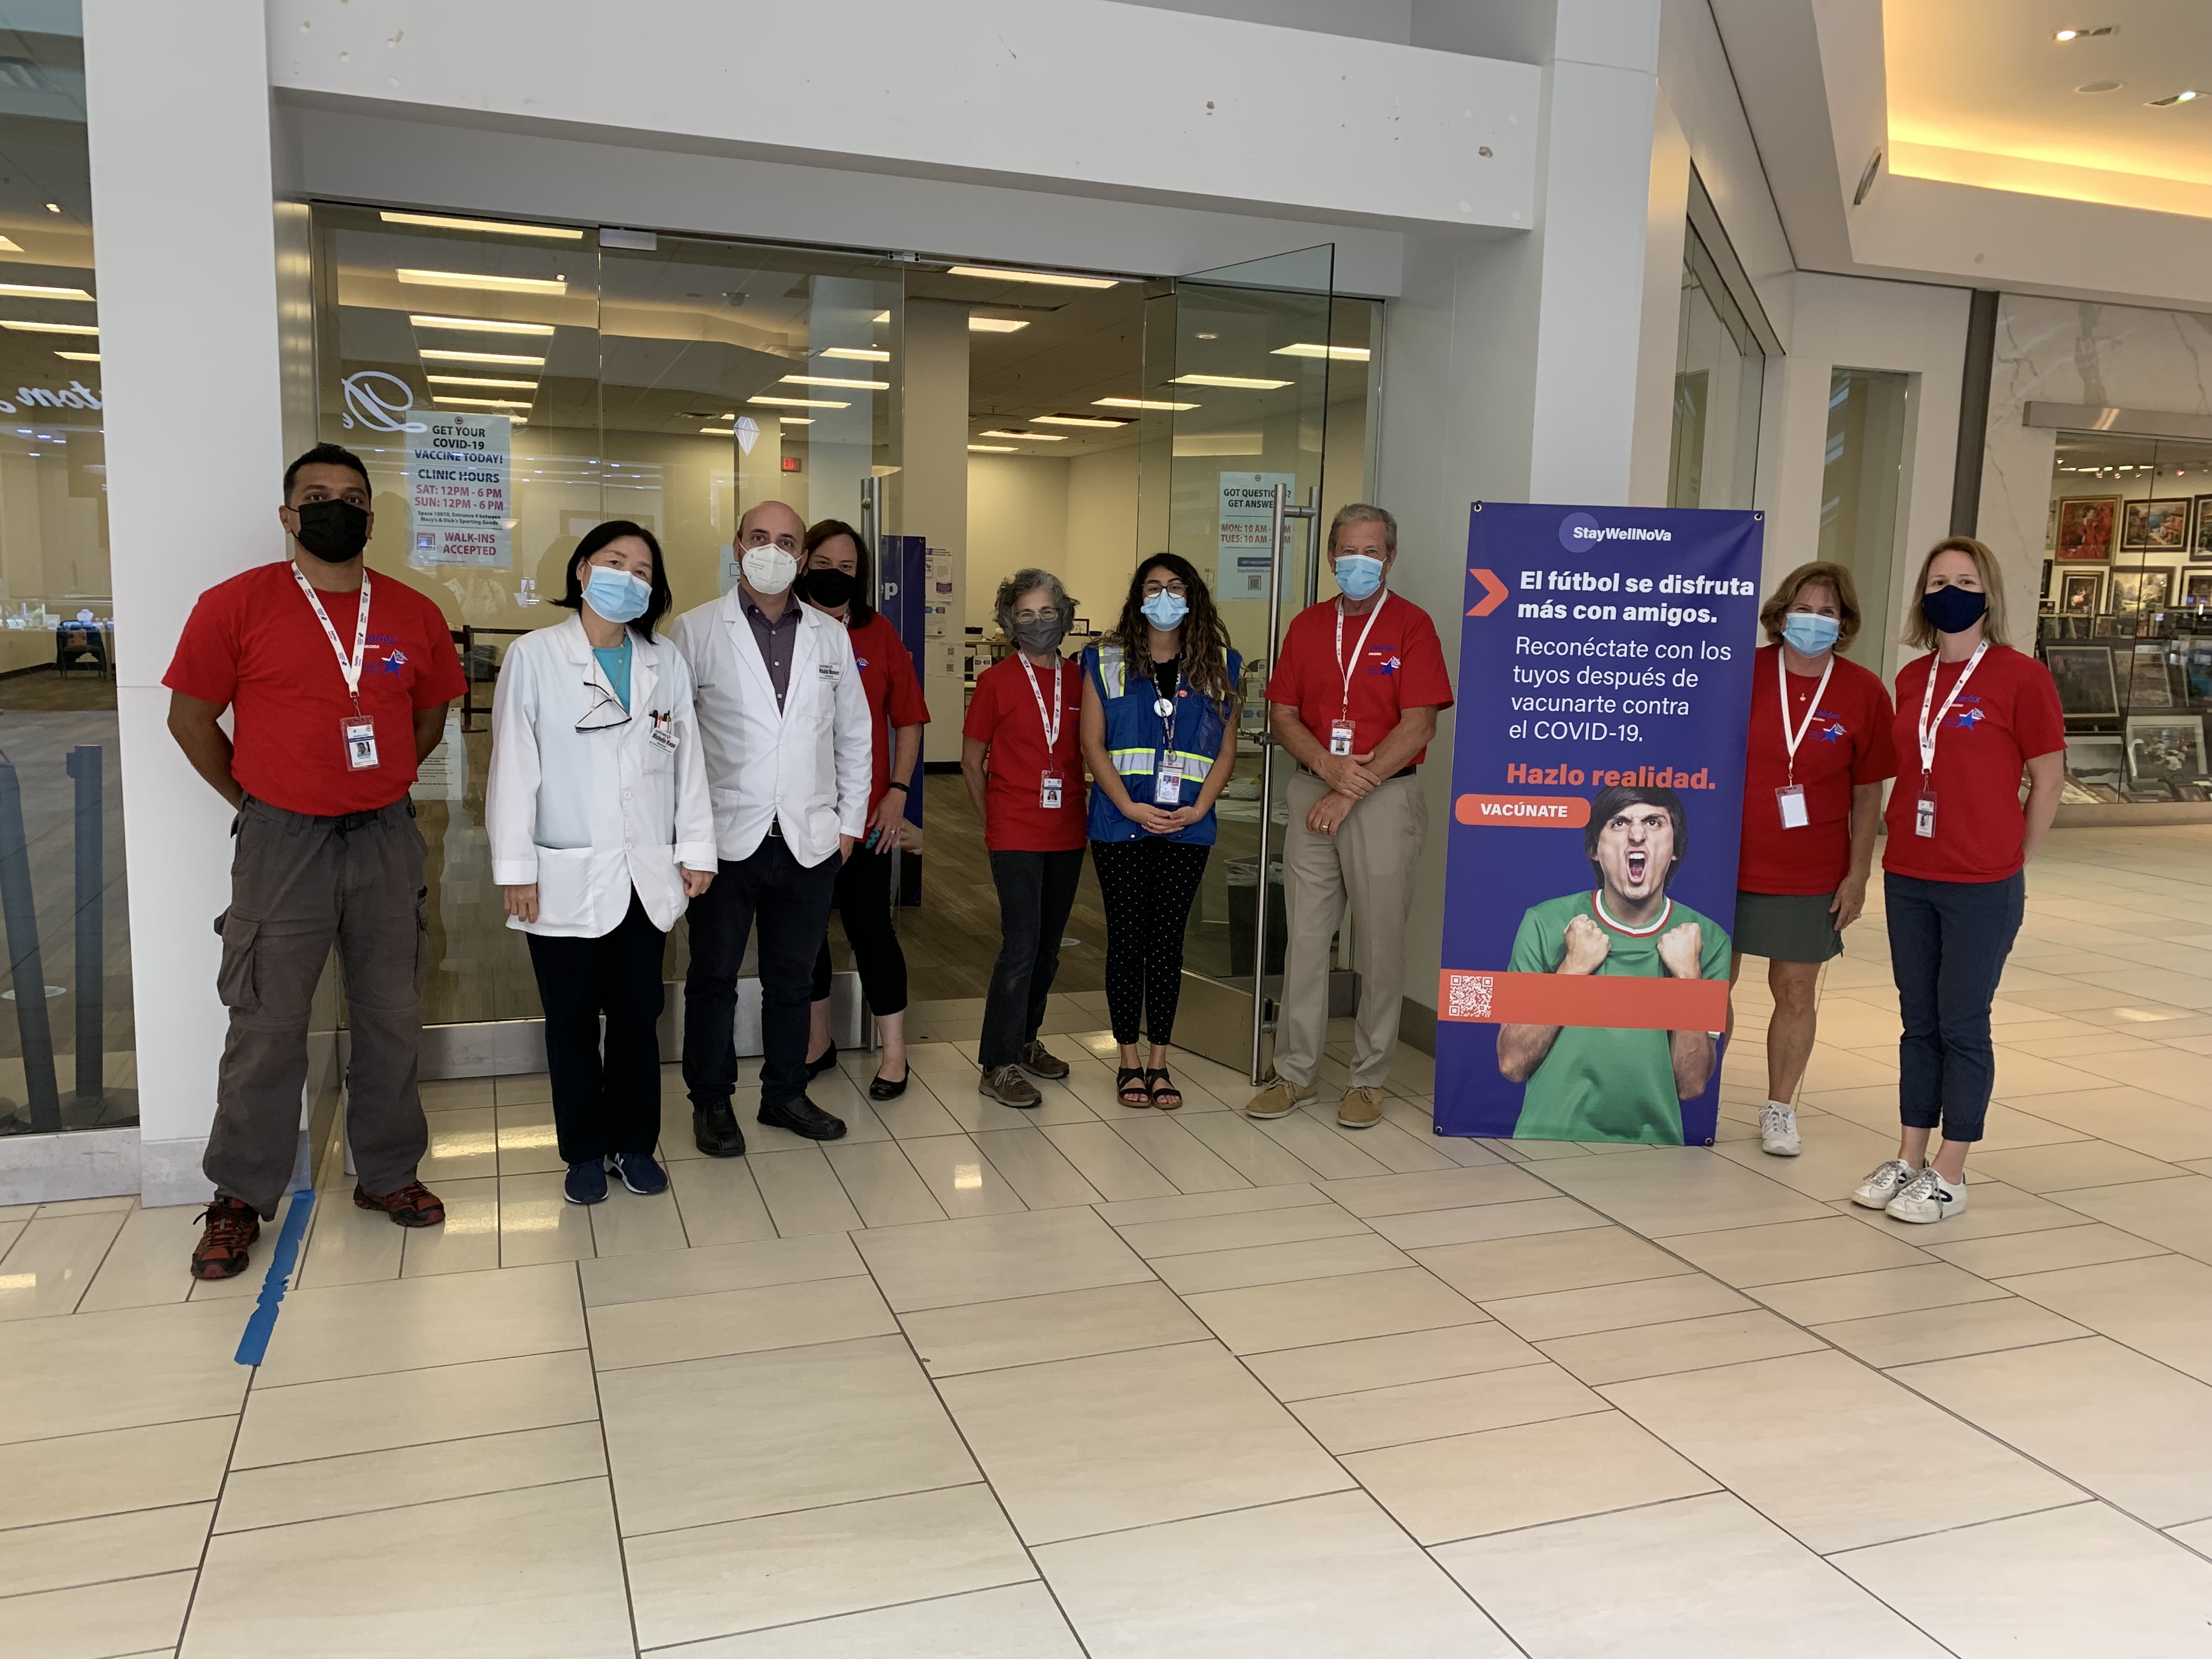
left=670, top=501, right=872, bottom=1155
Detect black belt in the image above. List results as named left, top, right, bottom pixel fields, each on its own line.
left=1299, top=764, right=1417, bottom=782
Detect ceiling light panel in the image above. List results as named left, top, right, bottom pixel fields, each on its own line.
left=435, top=395, right=533, bottom=409
left=968, top=444, right=1018, bottom=452
left=0, top=320, right=96, bottom=335
left=0, top=283, right=92, bottom=301
left=380, top=211, right=584, bottom=239
left=968, top=317, right=1030, bottom=333
left=408, top=314, right=556, bottom=335
left=1031, top=415, right=1130, bottom=428
left=699, top=426, right=735, bottom=436
left=980, top=430, right=1066, bottom=441
left=1094, top=397, right=1197, bottom=411
left=1271, top=343, right=1370, bottom=361
left=427, top=374, right=538, bottom=389
left=946, top=264, right=1118, bottom=289
left=819, top=347, right=890, bottom=362
left=1172, top=374, right=1293, bottom=390
left=54, top=350, right=97, bottom=362
left=781, top=374, right=889, bottom=390
left=420, top=348, right=546, bottom=365
left=2148, top=89, right=2200, bottom=105
left=397, top=269, right=567, bottom=295
left=748, top=394, right=850, bottom=408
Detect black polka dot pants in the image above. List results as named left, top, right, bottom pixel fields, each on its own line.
left=1091, top=838, right=1211, bottom=1047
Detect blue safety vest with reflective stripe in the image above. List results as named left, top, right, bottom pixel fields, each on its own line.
left=1081, top=641, right=1242, bottom=845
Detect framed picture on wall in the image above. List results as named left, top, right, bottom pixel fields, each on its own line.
left=2124, top=498, right=2191, bottom=551
left=2185, top=572, right=2212, bottom=607
left=2125, top=714, right=2206, bottom=783
left=2125, top=645, right=2175, bottom=710
left=2046, top=643, right=2119, bottom=718
left=2109, top=567, right=2172, bottom=614
left=2056, top=496, right=2120, bottom=562
left=2192, top=495, right=2212, bottom=561
left=2059, top=571, right=2103, bottom=615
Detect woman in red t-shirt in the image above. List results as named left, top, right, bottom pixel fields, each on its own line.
left=1852, top=538, right=2064, bottom=1227
left=1729, top=561, right=1895, bottom=1159
left=795, top=521, right=930, bottom=1101
left=961, top=569, right=1088, bottom=1109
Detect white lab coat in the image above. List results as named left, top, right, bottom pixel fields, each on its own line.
left=486, top=614, right=716, bottom=937
left=668, top=585, right=871, bottom=866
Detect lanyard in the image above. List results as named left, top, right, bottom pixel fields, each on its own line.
left=1776, top=646, right=1835, bottom=787
left=1916, top=639, right=1988, bottom=781
left=1333, top=592, right=1386, bottom=719
left=1019, top=653, right=1064, bottom=751
left=292, top=564, right=372, bottom=710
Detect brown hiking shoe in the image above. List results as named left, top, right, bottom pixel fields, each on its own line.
left=1242, top=1077, right=1315, bottom=1120
left=1018, top=1041, right=1070, bottom=1080
left=354, top=1181, right=445, bottom=1228
left=978, top=1064, right=1042, bottom=1108
left=190, top=1197, right=261, bottom=1280
left=1336, top=1086, right=1386, bottom=1129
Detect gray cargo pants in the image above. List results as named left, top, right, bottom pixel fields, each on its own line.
left=204, top=795, right=431, bottom=1218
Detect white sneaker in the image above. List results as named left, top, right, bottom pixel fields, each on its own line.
left=1852, top=1159, right=1919, bottom=1209
left=1758, top=1102, right=1801, bottom=1157
left=1886, top=1167, right=1967, bottom=1224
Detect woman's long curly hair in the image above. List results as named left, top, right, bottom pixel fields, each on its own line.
left=1107, top=552, right=1237, bottom=714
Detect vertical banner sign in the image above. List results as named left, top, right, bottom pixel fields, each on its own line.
left=408, top=413, right=512, bottom=568
left=1218, top=472, right=1296, bottom=600
left=1435, top=503, right=1763, bottom=1147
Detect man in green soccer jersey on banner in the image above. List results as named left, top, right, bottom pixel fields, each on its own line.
left=1496, top=785, right=1731, bottom=1143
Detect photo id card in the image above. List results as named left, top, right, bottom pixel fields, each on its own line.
left=1914, top=789, right=1937, bottom=839
left=1775, top=783, right=1809, bottom=830
left=649, top=712, right=678, bottom=753
left=341, top=714, right=380, bottom=771
left=1328, top=719, right=1356, bottom=758
left=1040, top=770, right=1064, bottom=810
left=1152, top=754, right=1187, bottom=806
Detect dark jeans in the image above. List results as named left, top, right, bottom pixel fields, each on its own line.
left=207, top=795, right=428, bottom=1220
left=1091, top=838, right=1211, bottom=1046
left=525, top=889, right=668, bottom=1166
left=980, top=847, right=1085, bottom=1070
left=1886, top=870, right=2025, bottom=1145
left=810, top=840, right=908, bottom=1016
left=682, top=832, right=840, bottom=1108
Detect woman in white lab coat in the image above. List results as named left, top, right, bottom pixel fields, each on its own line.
left=488, top=521, right=716, bottom=1206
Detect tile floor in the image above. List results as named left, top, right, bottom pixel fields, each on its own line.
left=2, top=825, right=2210, bottom=1656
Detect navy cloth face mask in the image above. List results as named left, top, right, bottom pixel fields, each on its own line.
left=1920, top=585, right=1987, bottom=635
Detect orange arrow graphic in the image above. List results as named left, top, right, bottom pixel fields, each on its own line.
left=1467, top=567, right=1509, bottom=617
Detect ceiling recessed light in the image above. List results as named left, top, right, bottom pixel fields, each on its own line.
left=54, top=349, right=97, bottom=362
left=782, top=417, right=814, bottom=425
left=0, top=283, right=92, bottom=301
left=380, top=211, right=583, bottom=239
left=2075, top=80, right=2123, bottom=94
left=781, top=374, right=889, bottom=390
left=0, top=320, right=97, bottom=335
left=420, top=348, right=546, bottom=366
left=0, top=236, right=20, bottom=252
left=819, top=346, right=891, bottom=362
left=968, top=443, right=1018, bottom=452
left=2053, top=25, right=2116, bottom=41
left=968, top=317, right=1030, bottom=333
left=748, top=394, right=850, bottom=408
left=1194, top=332, right=1219, bottom=340
left=980, top=430, right=1067, bottom=441
left=872, top=311, right=891, bottom=324
left=427, top=374, right=538, bottom=390
left=434, top=395, right=533, bottom=409
left=408, top=314, right=556, bottom=336
left=1271, top=343, right=1371, bottom=361
left=699, top=426, right=735, bottom=436
left=946, top=264, right=1119, bottom=289
left=396, top=268, right=567, bottom=294
left=1171, top=374, right=1293, bottom=390
left=1031, top=415, right=1131, bottom=428
left=41, top=202, right=59, bottom=213
left=2148, top=89, right=2201, bottom=105
left=1094, top=397, right=1198, bottom=411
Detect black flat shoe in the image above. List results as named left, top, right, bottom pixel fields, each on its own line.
left=759, top=1094, right=848, bottom=1141
left=692, top=1100, right=747, bottom=1158
left=1116, top=1066, right=1152, bottom=1108
left=868, top=1071, right=909, bottom=1101
left=804, top=1047, right=839, bottom=1078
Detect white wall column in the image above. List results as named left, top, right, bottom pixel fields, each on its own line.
left=84, top=0, right=287, bottom=1203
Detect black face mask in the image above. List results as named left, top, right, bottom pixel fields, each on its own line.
left=798, top=567, right=857, bottom=608
left=1919, top=584, right=1988, bottom=636
left=293, top=498, right=370, bottom=563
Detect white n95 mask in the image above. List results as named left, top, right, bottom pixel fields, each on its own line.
left=741, top=543, right=797, bottom=595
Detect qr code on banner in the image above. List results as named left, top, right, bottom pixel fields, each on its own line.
left=1446, top=973, right=1493, bottom=1019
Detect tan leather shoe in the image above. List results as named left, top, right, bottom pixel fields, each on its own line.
left=1336, top=1086, right=1385, bottom=1129
left=978, top=1064, right=1042, bottom=1108
left=1242, top=1077, right=1315, bottom=1120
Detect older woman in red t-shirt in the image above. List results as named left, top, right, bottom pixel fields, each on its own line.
left=1729, top=561, right=1895, bottom=1158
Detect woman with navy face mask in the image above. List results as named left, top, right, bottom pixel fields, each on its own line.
left=1729, top=562, right=1895, bottom=1158
left=487, top=521, right=716, bottom=1206
left=1078, top=555, right=1241, bottom=1109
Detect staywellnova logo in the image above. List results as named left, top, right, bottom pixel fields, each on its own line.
left=1558, top=511, right=1672, bottom=551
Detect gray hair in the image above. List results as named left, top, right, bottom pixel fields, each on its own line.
left=1328, top=503, right=1397, bottom=553
left=995, top=567, right=1077, bottom=635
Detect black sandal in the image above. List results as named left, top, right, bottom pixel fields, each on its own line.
left=1116, top=1066, right=1152, bottom=1107
left=1146, top=1069, right=1183, bottom=1111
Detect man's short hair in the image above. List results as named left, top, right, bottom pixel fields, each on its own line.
left=1584, top=784, right=1688, bottom=889
left=1328, top=503, right=1396, bottom=554
left=284, top=443, right=371, bottom=501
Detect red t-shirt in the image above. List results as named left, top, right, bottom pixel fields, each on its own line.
left=843, top=611, right=930, bottom=815
left=1737, top=645, right=1897, bottom=896
left=1267, top=591, right=1454, bottom=764
left=1883, top=644, right=2064, bottom=883
left=164, top=562, right=466, bottom=816
left=962, top=654, right=1086, bottom=852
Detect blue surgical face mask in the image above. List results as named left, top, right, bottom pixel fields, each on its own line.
left=583, top=565, right=651, bottom=625
left=1334, top=552, right=1385, bottom=601
left=1141, top=590, right=1189, bottom=630
left=1781, top=612, right=1840, bottom=656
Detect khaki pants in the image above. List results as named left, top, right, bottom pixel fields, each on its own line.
left=204, top=796, right=431, bottom=1218
left=1273, top=770, right=1426, bottom=1090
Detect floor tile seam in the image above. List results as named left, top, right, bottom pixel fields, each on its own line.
left=632, top=1572, right=1052, bottom=1656
left=1111, top=1214, right=1381, bottom=1264
left=212, top=1471, right=609, bottom=1542
left=215, top=1415, right=603, bottom=1482
left=1409, top=1483, right=1729, bottom=1553
left=1815, top=1496, right=2106, bottom=1561
left=1889, top=1322, right=2212, bottom=1402
left=169, top=1343, right=256, bottom=1656
left=567, top=1257, right=649, bottom=1659
left=0, top=1562, right=201, bottom=1612
left=249, top=1339, right=592, bottom=1395
left=1324, top=1400, right=1617, bottom=1457
left=581, top=1265, right=872, bottom=1313
left=612, top=1477, right=997, bottom=1545
left=0, top=1495, right=217, bottom=1543
left=36, top=1205, right=138, bottom=1320
left=911, top=1333, right=1225, bottom=1384
left=1288, top=1356, right=1565, bottom=1415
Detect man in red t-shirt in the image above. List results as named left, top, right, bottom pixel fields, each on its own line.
left=165, top=443, right=466, bottom=1280
left=1244, top=504, right=1454, bottom=1131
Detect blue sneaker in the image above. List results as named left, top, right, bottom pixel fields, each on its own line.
left=563, top=1160, right=608, bottom=1205
left=610, top=1152, right=669, bottom=1196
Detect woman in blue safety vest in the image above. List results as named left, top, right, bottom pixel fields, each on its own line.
left=1079, top=552, right=1242, bottom=1111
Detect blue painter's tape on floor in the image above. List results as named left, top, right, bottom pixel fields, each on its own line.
left=234, top=1188, right=315, bottom=1367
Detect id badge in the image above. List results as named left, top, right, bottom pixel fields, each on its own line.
left=1040, top=770, right=1064, bottom=810
left=341, top=714, right=379, bottom=771
left=1775, top=784, right=1809, bottom=830
left=649, top=714, right=678, bottom=753
left=1914, top=789, right=1937, bottom=839
left=1328, top=719, right=1355, bottom=758
left=1152, top=754, right=1187, bottom=806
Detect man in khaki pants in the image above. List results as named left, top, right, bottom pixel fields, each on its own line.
left=1243, top=505, right=1453, bottom=1127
